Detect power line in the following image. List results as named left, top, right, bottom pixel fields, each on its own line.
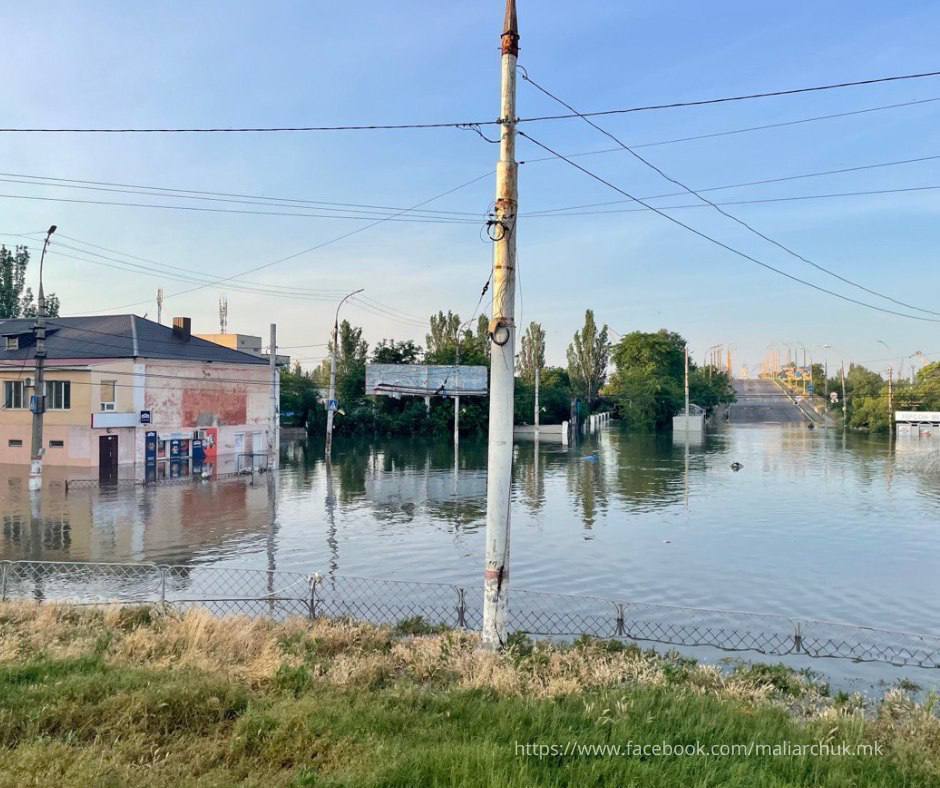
left=520, top=71, right=940, bottom=318
left=516, top=130, right=940, bottom=324
left=0, top=190, right=478, bottom=225
left=3, top=69, right=940, bottom=133
left=5, top=94, right=937, bottom=223
left=95, top=170, right=494, bottom=312
left=51, top=234, right=349, bottom=296
left=524, top=153, right=940, bottom=216
left=517, top=69, right=940, bottom=123
left=522, top=184, right=940, bottom=217
left=519, top=97, right=940, bottom=164
left=0, top=172, right=482, bottom=218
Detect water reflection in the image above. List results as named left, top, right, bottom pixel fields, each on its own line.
left=0, top=426, right=938, bottom=635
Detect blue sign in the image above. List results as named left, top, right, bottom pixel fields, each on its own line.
left=807, top=383, right=815, bottom=394
left=327, top=399, right=339, bottom=412
left=140, top=410, right=152, bottom=424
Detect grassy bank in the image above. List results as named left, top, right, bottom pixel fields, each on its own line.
left=0, top=605, right=937, bottom=786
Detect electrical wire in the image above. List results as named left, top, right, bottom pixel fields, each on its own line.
left=516, top=130, right=940, bottom=324
left=4, top=68, right=940, bottom=132
left=524, top=153, right=940, bottom=216
left=521, top=184, right=940, bottom=217
left=95, top=170, right=494, bottom=313
left=0, top=190, right=477, bottom=225
left=520, top=71, right=940, bottom=318
left=6, top=93, right=937, bottom=222
left=0, top=173, right=482, bottom=218
left=519, top=96, right=940, bottom=164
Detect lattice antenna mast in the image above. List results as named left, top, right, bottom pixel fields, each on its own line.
left=219, top=296, right=229, bottom=334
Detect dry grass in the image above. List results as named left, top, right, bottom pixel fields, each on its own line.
left=0, top=602, right=938, bottom=786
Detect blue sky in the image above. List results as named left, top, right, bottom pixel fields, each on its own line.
left=2, top=0, right=940, bottom=377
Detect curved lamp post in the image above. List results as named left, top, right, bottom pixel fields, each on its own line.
left=324, top=288, right=364, bottom=459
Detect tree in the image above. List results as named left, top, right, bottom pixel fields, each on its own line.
left=279, top=363, right=323, bottom=432
left=607, top=329, right=733, bottom=431
left=425, top=310, right=462, bottom=363
left=314, top=320, right=368, bottom=408
left=0, top=245, right=60, bottom=319
left=372, top=339, right=421, bottom=365
left=517, top=321, right=546, bottom=383
left=566, top=309, right=609, bottom=408
left=424, top=311, right=489, bottom=366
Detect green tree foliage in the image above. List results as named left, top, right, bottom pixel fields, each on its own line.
left=0, top=245, right=60, bottom=319
left=515, top=366, right=571, bottom=425
left=517, top=321, right=546, bottom=384
left=372, top=339, right=421, bottom=365
left=314, top=320, right=368, bottom=408
left=566, top=309, right=609, bottom=407
left=424, top=310, right=489, bottom=366
left=279, top=364, right=323, bottom=432
left=607, top=330, right=734, bottom=431
left=425, top=311, right=461, bottom=362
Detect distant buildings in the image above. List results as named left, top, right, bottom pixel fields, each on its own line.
left=0, top=315, right=275, bottom=477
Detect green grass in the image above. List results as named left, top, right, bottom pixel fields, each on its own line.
left=0, top=605, right=937, bottom=787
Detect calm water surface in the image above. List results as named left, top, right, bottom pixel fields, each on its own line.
left=2, top=423, right=938, bottom=640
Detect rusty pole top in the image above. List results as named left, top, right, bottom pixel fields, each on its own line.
left=502, top=0, right=519, bottom=57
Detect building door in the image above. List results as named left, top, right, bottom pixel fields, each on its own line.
left=99, top=435, right=118, bottom=483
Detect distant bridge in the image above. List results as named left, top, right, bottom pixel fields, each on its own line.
left=728, top=379, right=806, bottom=424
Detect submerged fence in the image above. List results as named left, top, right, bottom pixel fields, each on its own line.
left=1, top=559, right=938, bottom=670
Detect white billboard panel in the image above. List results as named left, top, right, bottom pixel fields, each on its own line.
left=365, top=364, right=488, bottom=397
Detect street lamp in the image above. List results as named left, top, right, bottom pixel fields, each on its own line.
left=324, top=288, right=364, bottom=459
left=28, top=224, right=57, bottom=493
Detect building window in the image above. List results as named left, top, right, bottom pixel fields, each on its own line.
left=3, top=380, right=25, bottom=409
left=4, top=337, right=18, bottom=351
left=46, top=380, right=70, bottom=410
left=49, top=440, right=64, bottom=448
left=100, top=380, right=116, bottom=411
left=7, top=439, right=22, bottom=448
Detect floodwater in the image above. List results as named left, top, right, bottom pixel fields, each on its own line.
left=2, top=424, right=939, bottom=687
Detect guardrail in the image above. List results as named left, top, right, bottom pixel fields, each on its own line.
left=1, top=560, right=937, bottom=670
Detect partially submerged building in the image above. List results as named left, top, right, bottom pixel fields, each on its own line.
left=0, top=315, right=275, bottom=478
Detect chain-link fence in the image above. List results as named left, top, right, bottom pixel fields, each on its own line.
left=1, top=560, right=937, bottom=669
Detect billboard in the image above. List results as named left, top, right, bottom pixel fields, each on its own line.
left=365, top=364, right=488, bottom=397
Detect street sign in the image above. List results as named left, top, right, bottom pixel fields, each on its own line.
left=807, top=383, right=815, bottom=394
left=140, top=410, right=152, bottom=424
left=327, top=399, right=339, bottom=412
left=830, top=392, right=839, bottom=403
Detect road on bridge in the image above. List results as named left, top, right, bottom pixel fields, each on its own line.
left=728, top=379, right=807, bottom=423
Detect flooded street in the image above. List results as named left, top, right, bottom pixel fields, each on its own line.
left=2, top=424, right=939, bottom=638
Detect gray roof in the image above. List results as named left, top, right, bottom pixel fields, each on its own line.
left=0, top=315, right=268, bottom=365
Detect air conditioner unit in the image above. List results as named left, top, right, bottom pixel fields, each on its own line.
left=100, top=402, right=115, bottom=411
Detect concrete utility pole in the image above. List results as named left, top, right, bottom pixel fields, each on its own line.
left=534, top=364, right=540, bottom=433
left=684, top=344, right=690, bottom=430
left=887, top=365, right=894, bottom=428
left=325, top=288, right=363, bottom=459
left=29, top=225, right=56, bottom=493
left=453, top=338, right=461, bottom=449
left=841, top=361, right=847, bottom=429
left=482, top=0, right=519, bottom=650
left=269, top=323, right=279, bottom=469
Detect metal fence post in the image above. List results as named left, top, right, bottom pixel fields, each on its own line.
left=308, top=574, right=321, bottom=620
left=793, top=621, right=803, bottom=654
left=615, top=603, right=626, bottom=636
left=159, top=565, right=167, bottom=610
left=456, top=587, right=467, bottom=628
left=0, top=562, right=8, bottom=603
